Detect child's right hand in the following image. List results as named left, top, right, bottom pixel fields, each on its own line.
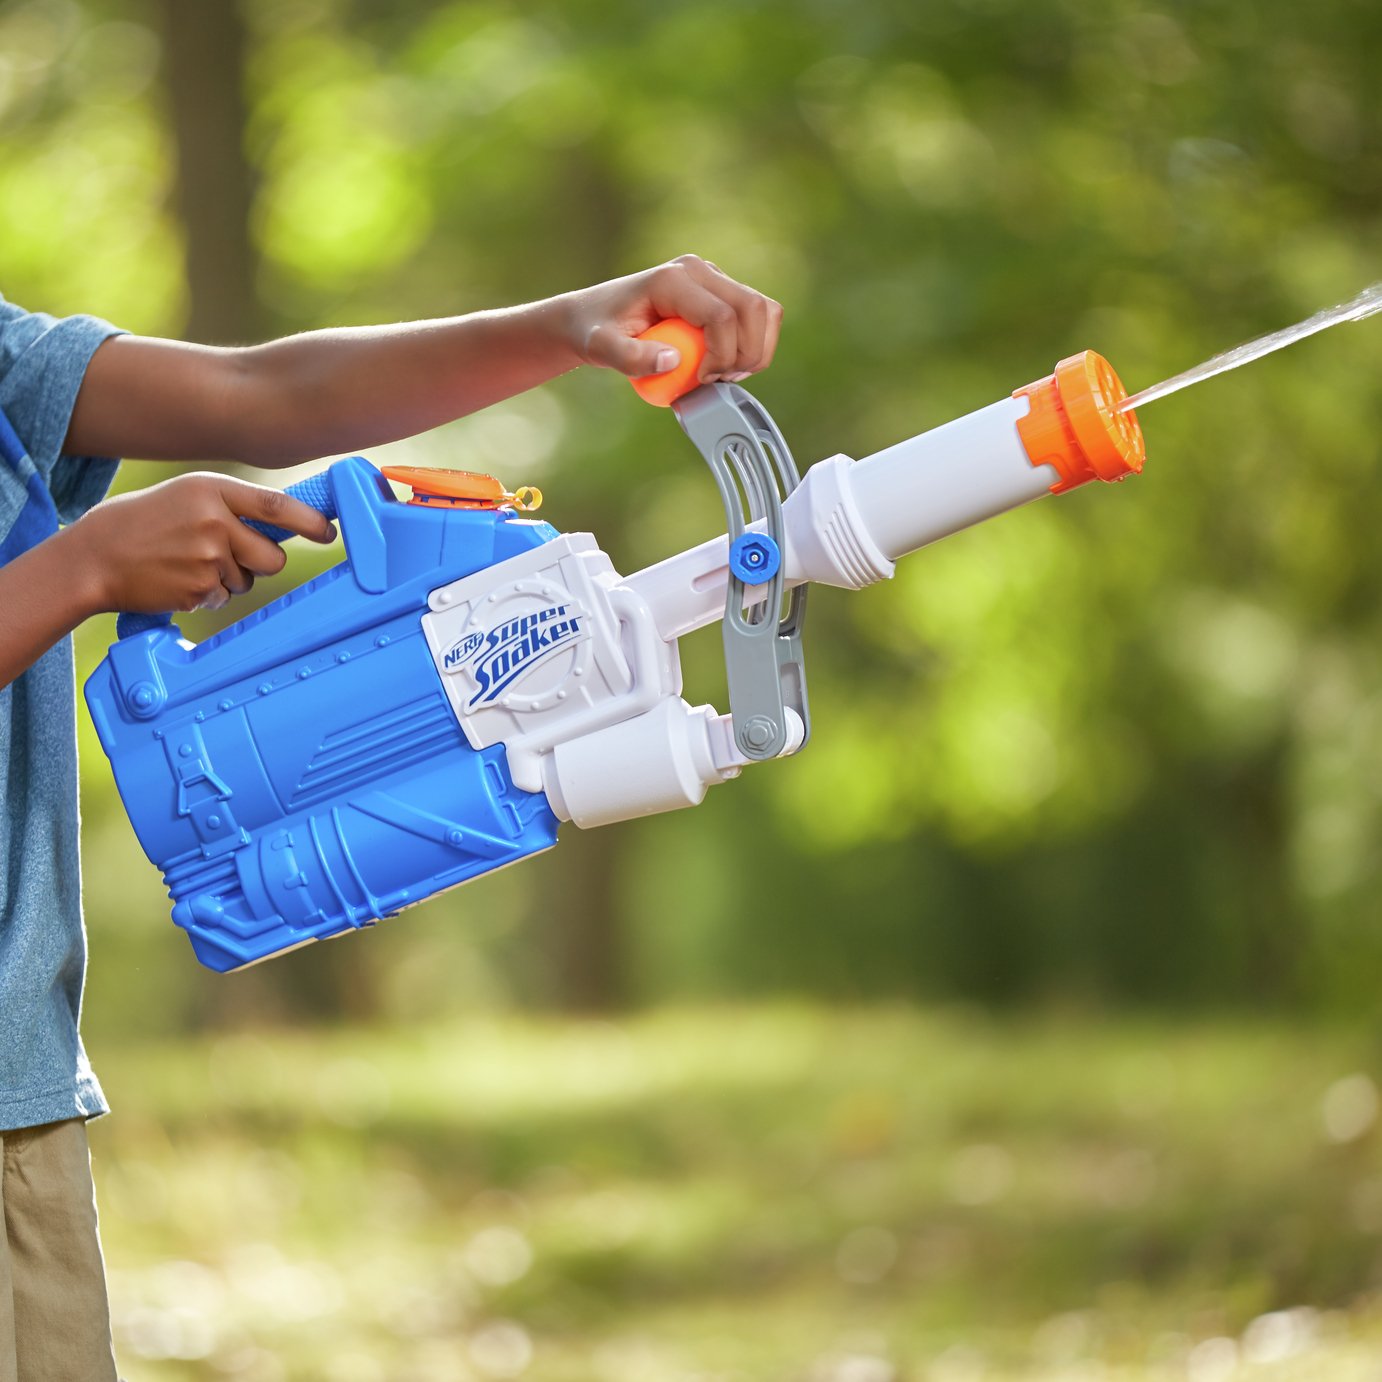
left=69, top=472, right=337, bottom=616
left=553, top=254, right=784, bottom=387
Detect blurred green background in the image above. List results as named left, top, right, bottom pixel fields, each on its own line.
left=4, top=0, right=1382, bottom=1376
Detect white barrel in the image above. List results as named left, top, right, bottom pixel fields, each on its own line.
left=626, top=392, right=1056, bottom=642
left=849, top=395, right=1055, bottom=559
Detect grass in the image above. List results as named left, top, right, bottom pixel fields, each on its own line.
left=88, top=1004, right=1382, bottom=1380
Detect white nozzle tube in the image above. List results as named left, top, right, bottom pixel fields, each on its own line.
left=847, top=396, right=1056, bottom=558
left=626, top=392, right=1055, bottom=643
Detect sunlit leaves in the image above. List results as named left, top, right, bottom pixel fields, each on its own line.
left=6, top=0, right=1379, bottom=1012
left=0, top=2, right=178, bottom=329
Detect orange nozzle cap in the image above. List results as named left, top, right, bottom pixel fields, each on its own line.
left=381, top=466, right=542, bottom=512
left=1013, top=350, right=1145, bottom=494
left=630, top=318, right=709, bottom=407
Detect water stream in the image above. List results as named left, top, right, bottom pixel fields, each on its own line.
left=1118, top=281, right=1382, bottom=413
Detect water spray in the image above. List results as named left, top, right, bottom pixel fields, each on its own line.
left=1119, top=281, right=1382, bottom=414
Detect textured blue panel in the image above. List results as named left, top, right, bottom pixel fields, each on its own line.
left=85, top=456, right=562, bottom=972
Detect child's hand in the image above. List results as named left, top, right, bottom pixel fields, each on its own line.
left=555, top=254, right=783, bottom=385
left=69, top=472, right=337, bottom=615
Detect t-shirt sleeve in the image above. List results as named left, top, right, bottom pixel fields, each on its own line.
left=0, top=295, right=126, bottom=524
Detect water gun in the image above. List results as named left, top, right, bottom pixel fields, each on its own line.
left=84, top=322, right=1146, bottom=972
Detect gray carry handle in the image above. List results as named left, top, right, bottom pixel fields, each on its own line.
left=672, top=382, right=810, bottom=762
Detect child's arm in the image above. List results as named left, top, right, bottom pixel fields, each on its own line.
left=65, top=256, right=782, bottom=467
left=0, top=473, right=335, bottom=690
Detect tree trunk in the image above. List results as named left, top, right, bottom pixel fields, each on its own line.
left=527, top=827, right=627, bottom=1012
left=526, top=146, right=634, bottom=1012
left=158, top=0, right=261, bottom=345
left=157, top=1, right=390, bottom=1027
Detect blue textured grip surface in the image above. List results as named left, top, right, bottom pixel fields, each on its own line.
left=243, top=470, right=339, bottom=543
left=115, top=471, right=338, bottom=640
left=115, top=610, right=174, bottom=638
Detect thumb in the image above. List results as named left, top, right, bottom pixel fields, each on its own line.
left=585, top=323, right=681, bottom=378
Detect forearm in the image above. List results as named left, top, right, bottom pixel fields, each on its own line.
left=0, top=527, right=106, bottom=690
left=63, top=256, right=782, bottom=468
left=231, top=297, right=576, bottom=467
left=65, top=297, right=578, bottom=469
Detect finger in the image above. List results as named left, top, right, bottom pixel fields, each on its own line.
left=734, top=294, right=770, bottom=374
left=208, top=542, right=250, bottom=600
left=701, top=268, right=774, bottom=374
left=220, top=555, right=255, bottom=599
left=583, top=322, right=685, bottom=378
left=759, top=297, right=784, bottom=373
left=218, top=477, right=337, bottom=544
left=197, top=579, right=233, bottom=613
left=649, top=276, right=738, bottom=381
left=227, top=518, right=290, bottom=578
left=674, top=257, right=772, bottom=374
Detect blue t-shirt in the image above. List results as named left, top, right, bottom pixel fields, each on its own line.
left=0, top=294, right=124, bottom=1130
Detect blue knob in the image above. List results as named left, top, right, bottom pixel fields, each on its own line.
left=728, top=533, right=781, bottom=585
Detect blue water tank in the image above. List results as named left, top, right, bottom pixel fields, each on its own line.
left=84, top=456, right=562, bottom=972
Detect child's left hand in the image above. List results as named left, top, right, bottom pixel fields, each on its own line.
left=553, top=254, right=783, bottom=387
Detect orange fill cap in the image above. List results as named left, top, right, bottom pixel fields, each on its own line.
left=381, top=466, right=542, bottom=511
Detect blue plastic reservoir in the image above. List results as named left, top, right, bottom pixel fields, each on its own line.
left=84, top=456, right=562, bottom=972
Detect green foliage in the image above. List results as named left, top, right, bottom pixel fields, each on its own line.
left=0, top=0, right=178, bottom=328
left=2, top=0, right=1381, bottom=1024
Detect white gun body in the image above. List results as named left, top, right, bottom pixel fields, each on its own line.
left=421, top=392, right=1066, bottom=830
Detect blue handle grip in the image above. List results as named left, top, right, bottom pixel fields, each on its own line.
left=115, top=471, right=338, bottom=640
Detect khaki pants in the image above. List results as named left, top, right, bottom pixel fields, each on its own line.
left=0, top=1119, right=118, bottom=1382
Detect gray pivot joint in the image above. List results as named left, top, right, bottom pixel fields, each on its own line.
left=672, top=382, right=810, bottom=762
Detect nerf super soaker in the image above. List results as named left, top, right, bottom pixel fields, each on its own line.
left=85, top=321, right=1147, bottom=971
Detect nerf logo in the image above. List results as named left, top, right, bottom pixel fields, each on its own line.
left=448, top=602, right=588, bottom=706
left=443, top=632, right=485, bottom=668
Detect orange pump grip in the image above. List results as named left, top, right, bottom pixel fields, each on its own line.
left=1013, top=350, right=1145, bottom=494
left=630, top=319, right=709, bottom=407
